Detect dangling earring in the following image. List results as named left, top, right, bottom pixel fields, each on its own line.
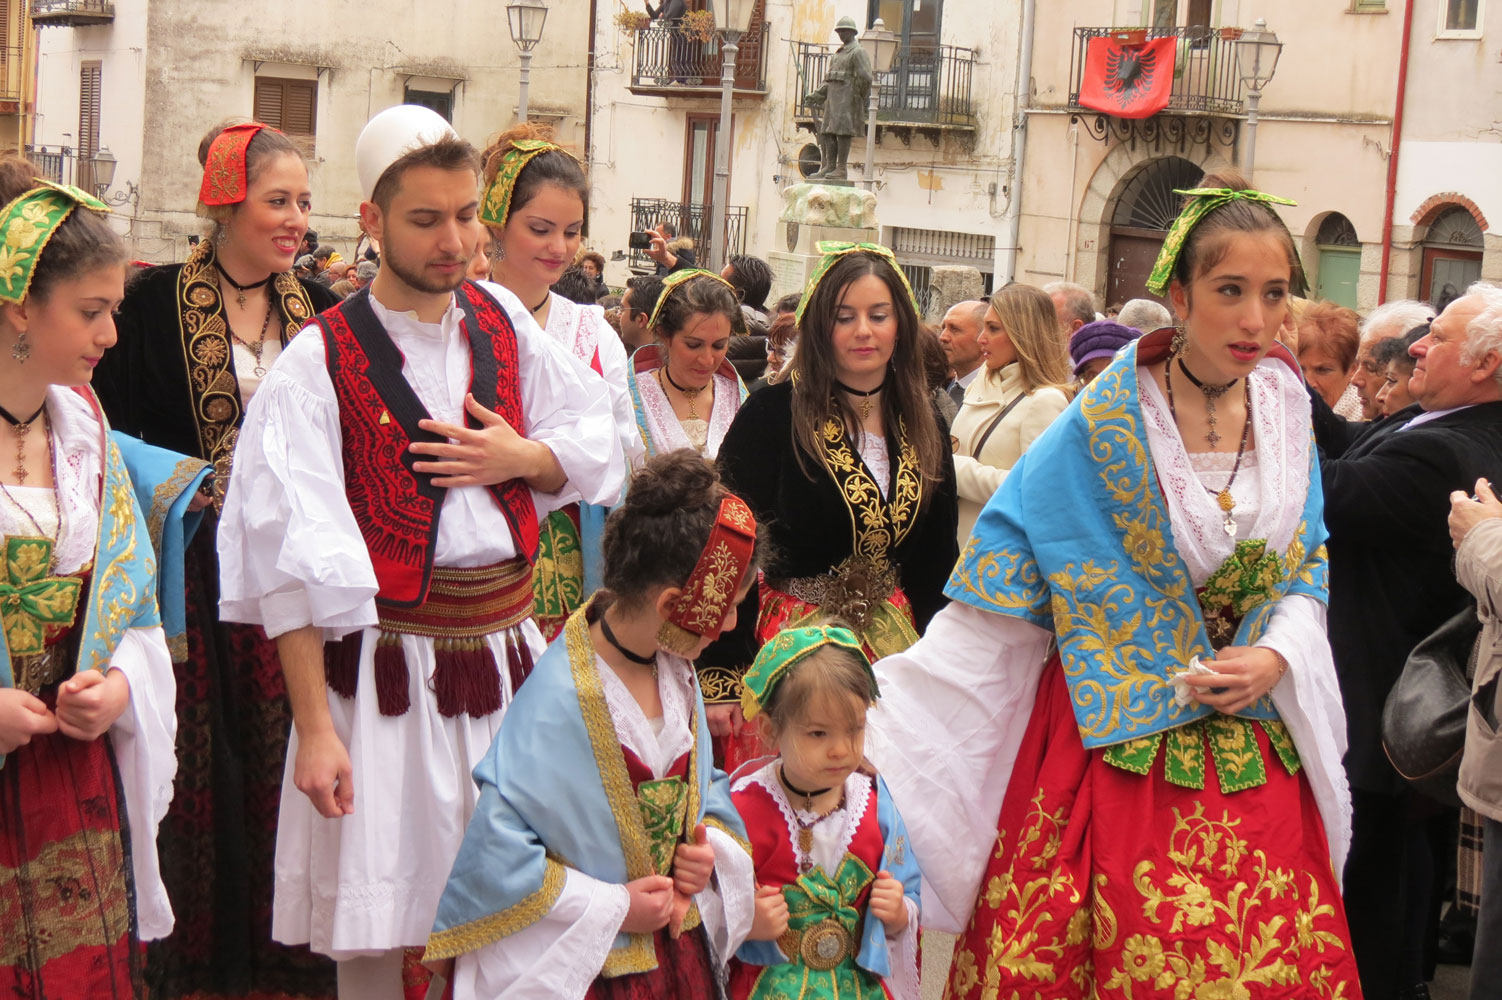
left=493, top=240, right=506, bottom=262
left=1171, top=324, right=1188, bottom=358
left=214, top=226, right=228, bottom=247
left=11, top=331, right=29, bottom=363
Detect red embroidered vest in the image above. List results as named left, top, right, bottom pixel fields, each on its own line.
left=318, top=281, right=540, bottom=608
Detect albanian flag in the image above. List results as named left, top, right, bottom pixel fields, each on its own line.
left=1078, top=35, right=1176, bottom=119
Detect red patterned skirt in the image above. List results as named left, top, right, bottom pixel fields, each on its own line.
left=946, top=657, right=1363, bottom=1000
left=0, top=700, right=140, bottom=999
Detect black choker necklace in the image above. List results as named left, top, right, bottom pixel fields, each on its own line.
left=0, top=400, right=45, bottom=430
left=779, top=765, right=833, bottom=801
left=213, top=260, right=273, bottom=308
left=835, top=378, right=885, bottom=421
left=1174, top=357, right=1240, bottom=448
left=531, top=291, right=550, bottom=313
left=599, top=613, right=656, bottom=666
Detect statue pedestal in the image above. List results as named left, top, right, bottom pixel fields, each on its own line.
left=767, top=183, right=880, bottom=303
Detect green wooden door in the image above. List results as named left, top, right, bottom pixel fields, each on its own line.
left=1316, top=247, right=1360, bottom=309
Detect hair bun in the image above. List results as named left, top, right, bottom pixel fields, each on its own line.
left=1197, top=169, right=1252, bottom=192
left=623, top=450, right=719, bottom=516
left=0, top=153, right=43, bottom=205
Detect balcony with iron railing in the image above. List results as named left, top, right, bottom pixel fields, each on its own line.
left=31, top=0, right=115, bottom=25
left=628, top=21, right=770, bottom=97
left=1067, top=26, right=1245, bottom=117
left=626, top=197, right=748, bottom=273
left=24, top=144, right=73, bottom=184
left=791, top=42, right=977, bottom=131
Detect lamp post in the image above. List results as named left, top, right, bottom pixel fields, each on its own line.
left=507, top=0, right=548, bottom=122
left=1233, top=17, right=1282, bottom=182
left=859, top=18, right=901, bottom=192
left=90, top=145, right=116, bottom=198
left=709, top=0, right=755, bottom=272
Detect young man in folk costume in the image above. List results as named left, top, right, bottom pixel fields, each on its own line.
left=216, top=105, right=626, bottom=998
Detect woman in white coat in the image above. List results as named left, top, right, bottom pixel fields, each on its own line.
left=949, top=283, right=1072, bottom=541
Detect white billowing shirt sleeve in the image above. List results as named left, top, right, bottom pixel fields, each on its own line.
left=695, top=824, right=756, bottom=962
left=1258, top=593, right=1353, bottom=878
left=593, top=311, right=647, bottom=468
left=216, top=327, right=380, bottom=638
left=866, top=602, right=1052, bottom=933
left=449, top=870, right=630, bottom=1000
left=479, top=281, right=627, bottom=510
left=107, top=624, right=178, bottom=940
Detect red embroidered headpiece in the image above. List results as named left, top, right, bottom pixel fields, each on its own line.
left=658, top=495, right=758, bottom=655
left=199, top=122, right=277, bottom=206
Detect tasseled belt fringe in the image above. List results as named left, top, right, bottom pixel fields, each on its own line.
left=323, top=558, right=535, bottom=718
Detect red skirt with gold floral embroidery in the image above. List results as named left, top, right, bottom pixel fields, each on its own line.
left=0, top=705, right=139, bottom=998
left=946, top=657, right=1362, bottom=1000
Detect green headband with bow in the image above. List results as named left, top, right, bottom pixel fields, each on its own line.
left=740, top=624, right=878, bottom=722
left=794, top=240, right=920, bottom=327
left=0, top=181, right=110, bottom=305
left=646, top=267, right=737, bottom=331
left=1145, top=187, right=1299, bottom=297
left=480, top=139, right=571, bottom=229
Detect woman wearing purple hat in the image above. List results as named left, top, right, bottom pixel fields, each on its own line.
left=951, top=284, right=1072, bottom=540
left=1069, top=319, right=1143, bottom=387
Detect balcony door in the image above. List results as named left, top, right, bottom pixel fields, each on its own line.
left=868, top=0, right=943, bottom=113
left=682, top=114, right=732, bottom=263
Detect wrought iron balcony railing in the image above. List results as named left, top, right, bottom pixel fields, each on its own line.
left=629, top=21, right=770, bottom=95
left=626, top=197, right=748, bottom=273
left=791, top=42, right=977, bottom=130
left=31, top=0, right=115, bottom=26
left=24, top=145, right=73, bottom=184
left=1067, top=26, right=1245, bottom=117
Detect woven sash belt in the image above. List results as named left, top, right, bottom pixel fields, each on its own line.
left=323, top=558, right=535, bottom=718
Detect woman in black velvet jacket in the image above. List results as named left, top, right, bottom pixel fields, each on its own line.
left=699, top=244, right=958, bottom=768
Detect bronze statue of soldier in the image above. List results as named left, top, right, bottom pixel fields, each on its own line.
left=803, top=16, right=873, bottom=182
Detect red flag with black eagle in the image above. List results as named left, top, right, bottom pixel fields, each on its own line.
left=1078, top=34, right=1176, bottom=119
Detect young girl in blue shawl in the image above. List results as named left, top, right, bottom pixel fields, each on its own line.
left=425, top=449, right=762, bottom=999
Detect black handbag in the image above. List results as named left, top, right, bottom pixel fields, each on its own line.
left=1381, top=604, right=1482, bottom=807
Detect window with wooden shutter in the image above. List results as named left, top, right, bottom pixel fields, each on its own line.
left=78, top=62, right=101, bottom=192
left=253, top=76, right=318, bottom=153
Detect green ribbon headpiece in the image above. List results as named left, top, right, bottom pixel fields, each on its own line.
left=1145, top=187, right=1298, bottom=297
left=646, top=267, right=737, bottom=332
left=794, top=240, right=920, bottom=327
left=480, top=139, right=570, bottom=229
left=740, top=624, right=878, bottom=722
left=0, top=181, right=110, bottom=305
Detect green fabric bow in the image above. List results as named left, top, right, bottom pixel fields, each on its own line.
left=740, top=623, right=877, bottom=721
left=0, top=537, right=82, bottom=657
left=645, top=267, right=737, bottom=331
left=794, top=240, right=920, bottom=326
left=1144, top=186, right=1298, bottom=297
left=480, top=139, right=569, bottom=229
left=0, top=182, right=111, bottom=305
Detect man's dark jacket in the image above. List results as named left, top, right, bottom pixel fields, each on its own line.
left=1318, top=396, right=1502, bottom=793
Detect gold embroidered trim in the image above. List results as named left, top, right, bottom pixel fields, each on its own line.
left=147, top=456, right=209, bottom=560
left=696, top=664, right=743, bottom=704
left=565, top=606, right=661, bottom=976
left=422, top=857, right=566, bottom=961
left=166, top=632, right=188, bottom=663
left=175, top=242, right=315, bottom=507
left=0, top=820, right=130, bottom=965
left=819, top=414, right=924, bottom=568
left=86, top=438, right=152, bottom=673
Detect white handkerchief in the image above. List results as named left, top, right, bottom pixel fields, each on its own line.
left=1169, top=656, right=1216, bottom=707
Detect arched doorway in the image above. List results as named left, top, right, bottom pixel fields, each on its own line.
left=1107, top=156, right=1203, bottom=306
left=1313, top=213, right=1360, bottom=309
left=1420, top=206, right=1483, bottom=312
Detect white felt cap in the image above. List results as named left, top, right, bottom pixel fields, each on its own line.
left=355, top=104, right=460, bottom=201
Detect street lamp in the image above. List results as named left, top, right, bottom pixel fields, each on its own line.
left=709, top=0, right=756, bottom=272
left=507, top=0, right=548, bottom=122
left=90, top=145, right=116, bottom=198
left=859, top=18, right=901, bottom=192
left=1234, top=17, right=1282, bottom=182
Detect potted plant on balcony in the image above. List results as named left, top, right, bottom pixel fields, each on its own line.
left=679, top=8, right=716, bottom=42
left=614, top=5, right=650, bottom=32
left=1219, top=26, right=1244, bottom=41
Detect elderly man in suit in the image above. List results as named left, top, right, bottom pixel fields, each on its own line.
left=1317, top=282, right=1502, bottom=1000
